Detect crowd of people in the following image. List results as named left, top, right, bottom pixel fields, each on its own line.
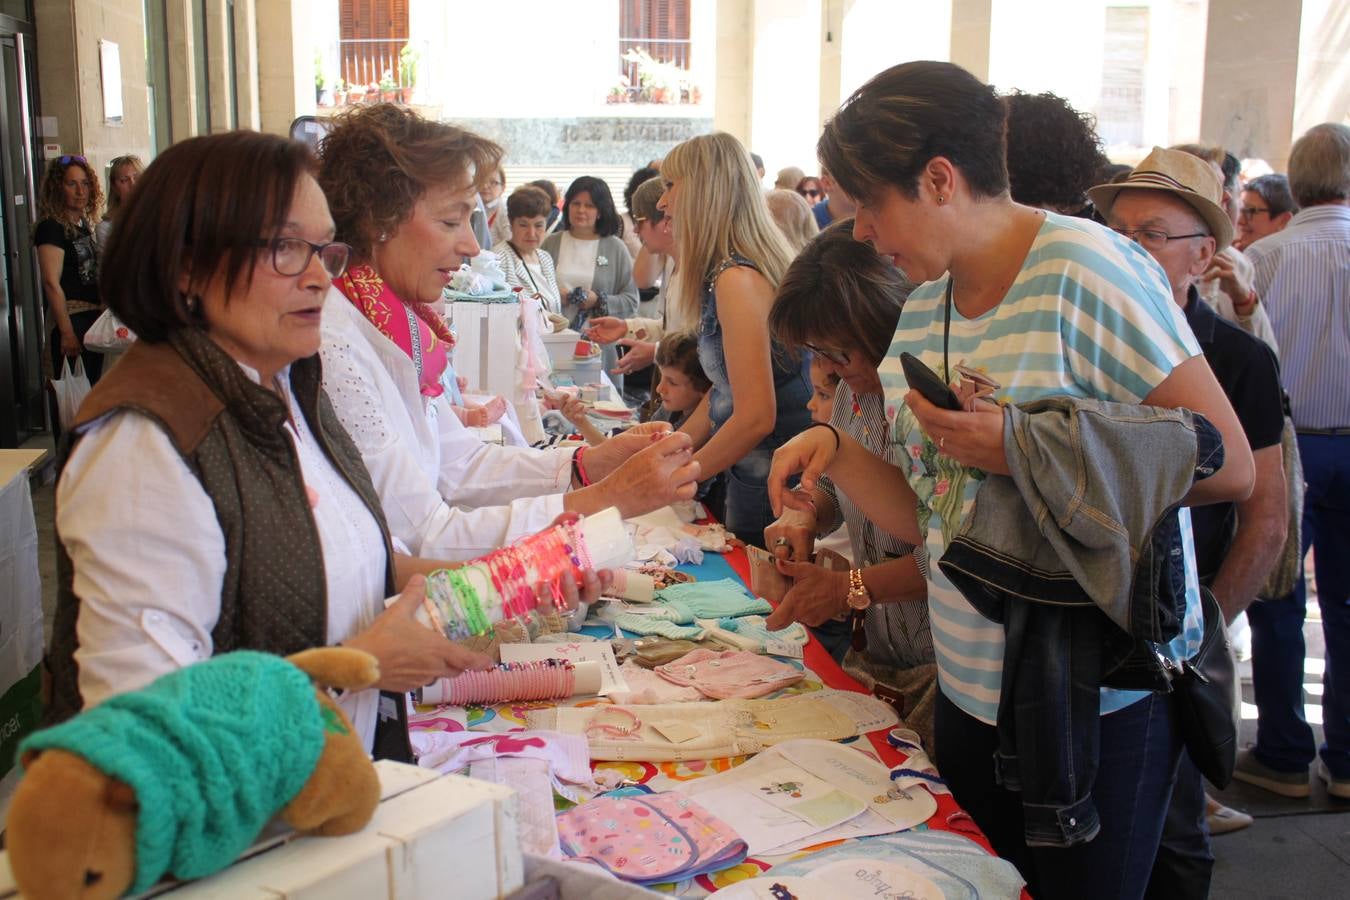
left=36, top=58, right=1348, bottom=900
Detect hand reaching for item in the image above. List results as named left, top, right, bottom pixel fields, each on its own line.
left=611, top=338, right=656, bottom=375
left=584, top=316, right=628, bottom=344
left=343, top=575, right=494, bottom=692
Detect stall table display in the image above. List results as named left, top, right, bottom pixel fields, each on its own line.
left=409, top=543, right=1025, bottom=897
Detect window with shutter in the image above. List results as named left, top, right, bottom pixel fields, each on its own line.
left=618, top=0, right=692, bottom=104
left=338, top=0, right=410, bottom=92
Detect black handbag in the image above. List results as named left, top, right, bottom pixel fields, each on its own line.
left=1169, top=586, right=1238, bottom=788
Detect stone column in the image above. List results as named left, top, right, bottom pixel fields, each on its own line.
left=950, top=0, right=991, bottom=81
left=713, top=0, right=753, bottom=148
left=256, top=0, right=314, bottom=136
left=1201, top=0, right=1303, bottom=168
left=748, top=0, right=823, bottom=180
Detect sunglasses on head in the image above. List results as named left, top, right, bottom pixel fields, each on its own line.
left=59, top=155, right=87, bottom=166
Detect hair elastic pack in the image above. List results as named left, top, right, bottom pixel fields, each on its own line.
left=412, top=507, right=634, bottom=640
left=420, top=660, right=604, bottom=706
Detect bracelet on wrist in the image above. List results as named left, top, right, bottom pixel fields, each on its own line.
left=804, top=421, right=841, bottom=452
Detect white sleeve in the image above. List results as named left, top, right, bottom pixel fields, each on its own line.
left=322, top=327, right=567, bottom=560
left=58, top=411, right=223, bottom=707
left=432, top=395, right=573, bottom=506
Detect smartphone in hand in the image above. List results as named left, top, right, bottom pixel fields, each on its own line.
left=899, top=352, right=962, bottom=411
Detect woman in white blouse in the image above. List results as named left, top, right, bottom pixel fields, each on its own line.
left=493, top=184, right=562, bottom=314
left=48, top=131, right=505, bottom=758
left=315, top=104, right=700, bottom=564
left=541, top=176, right=640, bottom=392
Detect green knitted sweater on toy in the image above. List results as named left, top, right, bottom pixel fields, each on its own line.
left=20, top=651, right=325, bottom=894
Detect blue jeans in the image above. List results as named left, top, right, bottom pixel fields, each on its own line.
left=1146, top=751, right=1212, bottom=900
left=934, top=689, right=1182, bottom=900
left=1247, top=433, right=1350, bottom=777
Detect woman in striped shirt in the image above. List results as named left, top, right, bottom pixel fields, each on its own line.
left=767, top=61, right=1253, bottom=900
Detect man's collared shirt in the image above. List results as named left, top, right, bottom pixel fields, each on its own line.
left=1246, top=204, right=1350, bottom=431
left=1184, top=286, right=1286, bottom=581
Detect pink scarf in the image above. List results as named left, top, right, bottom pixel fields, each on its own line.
left=336, top=264, right=454, bottom=398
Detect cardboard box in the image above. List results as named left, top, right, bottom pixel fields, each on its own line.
left=0, top=764, right=522, bottom=900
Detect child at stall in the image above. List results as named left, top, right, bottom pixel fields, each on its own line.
left=558, top=331, right=712, bottom=444
left=805, top=355, right=840, bottom=425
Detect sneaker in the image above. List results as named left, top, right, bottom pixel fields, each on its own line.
left=1232, top=748, right=1311, bottom=798
left=1205, top=795, right=1253, bottom=834
left=1315, top=759, right=1350, bottom=800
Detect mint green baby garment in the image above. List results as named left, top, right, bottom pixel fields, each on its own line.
left=654, top=579, right=773, bottom=623
left=20, top=651, right=325, bottom=895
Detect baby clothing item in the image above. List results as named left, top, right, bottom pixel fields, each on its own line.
left=411, top=729, right=595, bottom=791
left=609, top=613, right=705, bottom=640
left=655, top=649, right=804, bottom=700
left=653, top=579, right=773, bottom=622
left=632, top=638, right=701, bottom=668
left=704, top=615, right=810, bottom=656
left=610, top=661, right=707, bottom=705
left=528, top=691, right=900, bottom=761
left=887, top=727, right=952, bottom=797
left=556, top=792, right=747, bottom=886
left=760, top=830, right=1026, bottom=899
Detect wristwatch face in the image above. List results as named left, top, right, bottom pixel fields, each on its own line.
left=846, top=588, right=871, bottom=611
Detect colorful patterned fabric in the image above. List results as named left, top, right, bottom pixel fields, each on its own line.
left=334, top=264, right=452, bottom=398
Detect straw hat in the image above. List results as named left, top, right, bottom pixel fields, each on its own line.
left=1088, top=147, right=1233, bottom=250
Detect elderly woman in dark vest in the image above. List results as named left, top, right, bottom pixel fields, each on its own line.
left=46, top=131, right=588, bottom=760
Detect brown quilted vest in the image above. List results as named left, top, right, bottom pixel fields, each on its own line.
left=47, top=328, right=410, bottom=758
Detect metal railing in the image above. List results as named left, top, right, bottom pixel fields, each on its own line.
left=615, top=37, right=696, bottom=104
left=338, top=37, right=410, bottom=93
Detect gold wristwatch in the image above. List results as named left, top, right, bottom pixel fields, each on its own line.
left=845, top=568, right=872, bottom=611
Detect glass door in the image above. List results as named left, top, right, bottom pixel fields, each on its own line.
left=0, top=27, right=45, bottom=447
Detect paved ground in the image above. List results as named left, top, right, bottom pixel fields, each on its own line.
left=22, top=434, right=1350, bottom=895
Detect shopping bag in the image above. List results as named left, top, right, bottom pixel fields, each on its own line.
left=51, top=356, right=92, bottom=431
left=83, top=308, right=136, bottom=352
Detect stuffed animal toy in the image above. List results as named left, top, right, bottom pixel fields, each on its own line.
left=7, top=647, right=383, bottom=899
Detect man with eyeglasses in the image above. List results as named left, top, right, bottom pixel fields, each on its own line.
left=1091, top=147, right=1288, bottom=900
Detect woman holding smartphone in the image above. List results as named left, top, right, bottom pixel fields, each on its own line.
left=766, top=61, right=1253, bottom=900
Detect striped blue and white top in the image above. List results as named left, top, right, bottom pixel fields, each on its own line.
left=877, top=212, right=1206, bottom=725
left=1244, top=205, right=1350, bottom=432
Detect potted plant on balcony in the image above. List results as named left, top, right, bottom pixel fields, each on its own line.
left=333, top=78, right=349, bottom=107
left=378, top=69, right=397, bottom=103
left=398, top=43, right=420, bottom=104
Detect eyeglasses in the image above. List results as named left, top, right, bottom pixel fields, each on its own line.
left=58, top=155, right=86, bottom=166
left=255, top=237, right=351, bottom=278
left=803, top=342, right=850, bottom=366
left=1238, top=206, right=1271, bottom=220
left=802, top=190, right=821, bottom=199
left=1111, top=227, right=1208, bottom=251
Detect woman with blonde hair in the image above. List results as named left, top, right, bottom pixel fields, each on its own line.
left=659, top=132, right=811, bottom=541
left=766, top=188, right=820, bottom=254
left=95, top=154, right=144, bottom=250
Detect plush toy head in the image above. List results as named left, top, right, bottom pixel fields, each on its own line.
left=7, top=750, right=138, bottom=899
left=7, top=648, right=381, bottom=899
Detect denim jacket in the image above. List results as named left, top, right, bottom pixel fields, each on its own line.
left=937, top=397, right=1223, bottom=847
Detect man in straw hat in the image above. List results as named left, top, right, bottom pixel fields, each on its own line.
left=1091, top=147, right=1288, bottom=897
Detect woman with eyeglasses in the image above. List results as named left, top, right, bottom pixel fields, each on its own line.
left=47, top=131, right=498, bottom=759
left=34, top=154, right=105, bottom=401
left=94, top=154, right=144, bottom=252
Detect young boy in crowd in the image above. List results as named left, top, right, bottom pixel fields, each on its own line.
left=557, top=331, right=711, bottom=445
left=806, top=355, right=840, bottom=424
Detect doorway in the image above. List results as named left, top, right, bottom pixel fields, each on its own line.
left=0, top=18, right=44, bottom=448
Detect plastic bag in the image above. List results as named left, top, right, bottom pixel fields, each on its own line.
left=83, top=308, right=136, bottom=352
left=51, top=356, right=92, bottom=431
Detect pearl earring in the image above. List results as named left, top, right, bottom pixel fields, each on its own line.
left=378, top=232, right=389, bottom=242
